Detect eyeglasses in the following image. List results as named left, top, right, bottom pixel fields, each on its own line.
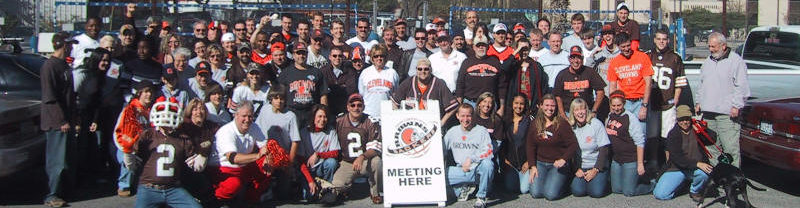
left=235, top=28, right=246, bottom=31
left=331, top=54, right=343, bottom=58
left=414, top=37, right=426, bottom=40
left=349, top=103, right=364, bottom=108
left=357, top=26, right=369, bottom=29
left=372, top=54, right=385, bottom=58
left=195, top=29, right=207, bottom=32
left=417, top=67, right=431, bottom=71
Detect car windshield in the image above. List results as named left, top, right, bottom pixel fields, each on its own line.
left=742, top=31, right=800, bottom=65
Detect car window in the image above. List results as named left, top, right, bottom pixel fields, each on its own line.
left=743, top=31, right=800, bottom=65
left=0, top=56, right=41, bottom=99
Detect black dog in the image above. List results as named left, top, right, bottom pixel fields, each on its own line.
left=700, top=154, right=766, bottom=208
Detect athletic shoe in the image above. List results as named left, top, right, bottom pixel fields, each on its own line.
left=458, top=185, right=476, bottom=202
left=473, top=197, right=487, bottom=208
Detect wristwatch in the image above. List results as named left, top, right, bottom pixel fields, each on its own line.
left=642, top=102, right=649, bottom=108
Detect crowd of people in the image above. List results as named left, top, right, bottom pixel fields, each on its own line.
left=38, top=2, right=750, bottom=208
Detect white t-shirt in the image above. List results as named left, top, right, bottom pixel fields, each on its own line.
left=254, top=104, right=302, bottom=151
left=538, top=50, right=570, bottom=88
left=213, top=121, right=267, bottom=168
left=528, top=47, right=549, bottom=61
left=358, top=65, right=399, bottom=118
left=429, top=50, right=467, bottom=93
left=231, top=85, right=270, bottom=115
left=70, top=33, right=99, bottom=68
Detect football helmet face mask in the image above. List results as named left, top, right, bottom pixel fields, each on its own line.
left=150, top=97, right=183, bottom=129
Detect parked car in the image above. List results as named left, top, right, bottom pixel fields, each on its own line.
left=0, top=48, right=47, bottom=178
left=737, top=98, right=800, bottom=172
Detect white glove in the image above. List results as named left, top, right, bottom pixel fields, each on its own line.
left=185, top=154, right=207, bottom=172
left=366, top=140, right=382, bottom=152
left=123, top=153, right=142, bottom=171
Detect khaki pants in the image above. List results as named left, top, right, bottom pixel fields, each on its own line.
left=706, top=115, right=742, bottom=167
left=331, top=156, right=382, bottom=196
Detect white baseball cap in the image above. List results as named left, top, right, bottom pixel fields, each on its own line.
left=617, top=2, right=630, bottom=11
left=492, top=23, right=508, bottom=33
left=425, top=23, right=436, bottom=32
left=221, top=32, right=235, bottom=42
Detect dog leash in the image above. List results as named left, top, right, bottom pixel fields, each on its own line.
left=692, top=114, right=725, bottom=159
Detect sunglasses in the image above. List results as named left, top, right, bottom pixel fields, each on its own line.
left=417, top=67, right=431, bottom=71
left=331, top=54, right=343, bottom=58
left=414, top=37, right=426, bottom=40
left=235, top=28, right=246, bottom=31
left=349, top=103, right=364, bottom=108
left=195, top=29, right=207, bottom=32
left=372, top=54, right=385, bottom=58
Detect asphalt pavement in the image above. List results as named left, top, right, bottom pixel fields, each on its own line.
left=1, top=157, right=797, bottom=208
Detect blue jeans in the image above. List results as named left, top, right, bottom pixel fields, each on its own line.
left=530, top=161, right=569, bottom=200
left=135, top=185, right=201, bottom=208
left=45, top=130, right=75, bottom=200
left=447, top=160, right=494, bottom=198
left=311, top=158, right=339, bottom=182
left=624, top=99, right=646, bottom=136
left=653, top=169, right=709, bottom=200
left=116, top=149, right=133, bottom=190
left=570, top=168, right=609, bottom=198
left=610, top=161, right=653, bottom=196
left=502, top=165, right=530, bottom=194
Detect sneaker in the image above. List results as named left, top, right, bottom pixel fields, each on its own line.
left=44, top=197, right=66, bottom=207
left=473, top=197, right=487, bottom=208
left=690, top=192, right=704, bottom=203
left=458, top=185, right=476, bottom=202
left=117, top=189, right=131, bottom=197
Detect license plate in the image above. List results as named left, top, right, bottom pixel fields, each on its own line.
left=760, top=122, right=774, bottom=136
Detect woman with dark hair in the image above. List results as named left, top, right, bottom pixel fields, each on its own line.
left=526, top=94, right=578, bottom=200
left=73, top=47, right=112, bottom=182
left=204, top=84, right=232, bottom=125
left=113, top=81, right=156, bottom=197
left=500, top=94, right=533, bottom=193
left=301, top=104, right=340, bottom=182
left=297, top=104, right=339, bottom=199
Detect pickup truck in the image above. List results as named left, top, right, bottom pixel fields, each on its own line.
left=683, top=25, right=800, bottom=172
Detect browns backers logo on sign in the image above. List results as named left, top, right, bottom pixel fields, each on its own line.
left=387, top=118, right=438, bottom=158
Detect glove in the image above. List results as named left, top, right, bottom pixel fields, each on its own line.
left=123, top=153, right=142, bottom=171
left=193, top=154, right=207, bottom=172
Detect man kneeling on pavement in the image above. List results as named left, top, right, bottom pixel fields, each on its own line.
left=444, top=103, right=495, bottom=208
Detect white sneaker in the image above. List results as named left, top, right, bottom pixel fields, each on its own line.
left=473, top=197, right=487, bottom=208
left=458, top=185, right=476, bottom=202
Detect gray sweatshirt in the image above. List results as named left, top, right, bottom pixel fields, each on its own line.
left=444, top=124, right=494, bottom=169
left=697, top=48, right=750, bottom=114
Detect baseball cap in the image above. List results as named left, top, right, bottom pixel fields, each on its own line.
left=513, top=23, right=526, bottom=33
left=493, top=23, right=508, bottom=33
left=311, top=29, right=325, bottom=40
left=270, top=42, right=286, bottom=53
left=52, top=32, right=78, bottom=46
left=348, top=93, right=364, bottom=103
left=394, top=18, right=407, bottom=26
left=473, top=36, right=489, bottom=47
left=195, top=61, right=211, bottom=76
left=135, top=80, right=156, bottom=91
left=676, top=105, right=692, bottom=120
left=601, top=24, right=614, bottom=34
left=569, top=45, right=583, bottom=57
left=617, top=2, right=630, bottom=11
left=294, top=42, right=308, bottom=53
left=161, top=21, right=171, bottom=30
left=436, top=31, right=450, bottom=42
left=238, top=43, right=251, bottom=52
left=351, top=45, right=365, bottom=61
left=433, top=17, right=446, bottom=25
left=246, top=63, right=262, bottom=74
left=162, top=66, right=178, bottom=79
left=425, top=23, right=436, bottom=32
left=208, top=21, right=220, bottom=30
left=221, top=33, right=235, bottom=42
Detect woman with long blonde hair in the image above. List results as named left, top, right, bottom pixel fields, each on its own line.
left=567, top=98, right=611, bottom=198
